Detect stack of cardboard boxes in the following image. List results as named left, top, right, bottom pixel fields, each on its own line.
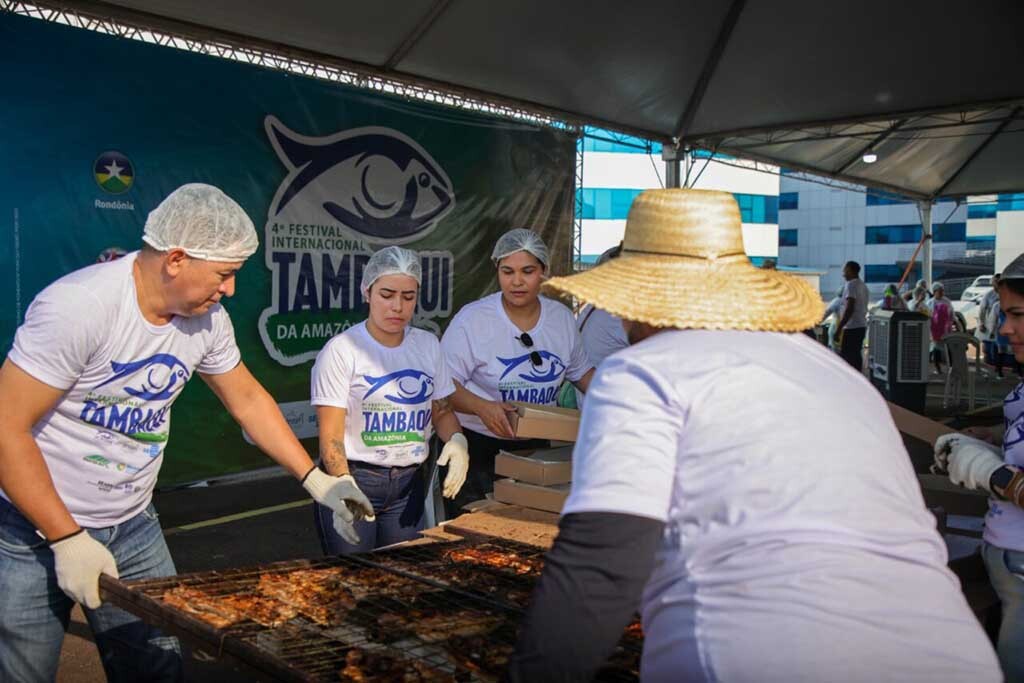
left=491, top=402, right=581, bottom=513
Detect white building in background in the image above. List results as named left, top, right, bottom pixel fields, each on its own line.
left=579, top=131, right=780, bottom=265
left=775, top=172, right=988, bottom=299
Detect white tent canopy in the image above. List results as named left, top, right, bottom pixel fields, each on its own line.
left=26, top=0, right=1024, bottom=199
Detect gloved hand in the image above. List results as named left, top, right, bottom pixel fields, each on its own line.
left=302, top=468, right=375, bottom=545
left=948, top=446, right=1005, bottom=493
left=438, top=433, right=470, bottom=499
left=933, top=433, right=1001, bottom=473
left=50, top=529, right=119, bottom=609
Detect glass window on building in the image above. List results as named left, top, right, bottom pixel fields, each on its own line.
left=779, top=229, right=798, bottom=247
left=968, top=203, right=998, bottom=219
left=865, top=223, right=965, bottom=244
left=864, top=264, right=921, bottom=283
left=779, top=192, right=799, bottom=210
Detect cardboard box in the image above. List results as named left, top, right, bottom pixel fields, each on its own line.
left=887, top=401, right=956, bottom=445
left=495, top=446, right=574, bottom=486
left=509, top=402, right=580, bottom=442
left=492, top=478, right=570, bottom=514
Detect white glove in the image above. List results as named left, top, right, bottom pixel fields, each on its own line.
left=933, top=433, right=1001, bottom=473
left=937, top=436, right=1005, bottom=493
left=303, top=468, right=375, bottom=545
left=50, top=530, right=119, bottom=609
left=438, top=433, right=470, bottom=499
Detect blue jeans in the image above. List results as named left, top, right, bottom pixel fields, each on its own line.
left=983, top=541, right=1024, bottom=682
left=313, top=461, right=425, bottom=555
left=0, top=497, right=183, bottom=683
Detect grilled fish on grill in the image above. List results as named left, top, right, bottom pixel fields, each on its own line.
left=161, top=586, right=246, bottom=629
left=339, top=647, right=458, bottom=682
left=444, top=545, right=543, bottom=576
left=258, top=568, right=357, bottom=625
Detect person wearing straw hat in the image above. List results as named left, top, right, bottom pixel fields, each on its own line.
left=0, top=184, right=375, bottom=682
left=507, top=189, right=999, bottom=682
left=310, top=246, right=469, bottom=554
left=440, top=228, right=595, bottom=516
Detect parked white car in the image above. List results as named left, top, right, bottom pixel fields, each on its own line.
left=961, top=275, right=994, bottom=303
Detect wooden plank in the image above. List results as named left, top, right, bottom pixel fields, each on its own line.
left=887, top=401, right=956, bottom=445
left=444, top=503, right=560, bottom=548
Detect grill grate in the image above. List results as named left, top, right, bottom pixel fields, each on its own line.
left=101, top=536, right=641, bottom=682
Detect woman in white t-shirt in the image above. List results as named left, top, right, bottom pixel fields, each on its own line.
left=310, top=247, right=469, bottom=554
left=936, top=255, right=1024, bottom=683
left=440, top=229, right=594, bottom=514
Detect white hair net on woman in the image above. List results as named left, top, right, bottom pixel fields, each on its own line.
left=360, top=246, right=422, bottom=300
left=491, top=228, right=549, bottom=268
left=142, top=184, right=259, bottom=261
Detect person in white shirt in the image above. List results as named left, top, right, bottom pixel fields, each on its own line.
left=508, top=188, right=1000, bottom=683
left=310, top=246, right=469, bottom=554
left=574, top=245, right=629, bottom=407
left=834, top=260, right=870, bottom=371
left=440, top=229, right=594, bottom=515
left=0, top=184, right=373, bottom=682
left=935, top=254, right=1024, bottom=683
left=979, top=274, right=1002, bottom=365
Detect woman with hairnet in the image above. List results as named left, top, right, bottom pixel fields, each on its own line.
left=309, top=246, right=470, bottom=553
left=440, top=228, right=595, bottom=515
left=935, top=253, right=1024, bottom=682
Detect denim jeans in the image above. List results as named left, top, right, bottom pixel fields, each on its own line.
left=0, top=497, right=183, bottom=683
left=313, top=460, right=425, bottom=555
left=983, top=541, right=1024, bottom=682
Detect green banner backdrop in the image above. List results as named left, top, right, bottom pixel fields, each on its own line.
left=0, top=13, right=576, bottom=485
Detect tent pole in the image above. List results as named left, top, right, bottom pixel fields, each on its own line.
left=920, top=201, right=933, bottom=286
left=663, top=145, right=682, bottom=188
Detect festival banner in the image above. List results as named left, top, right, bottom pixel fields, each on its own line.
left=0, top=13, right=576, bottom=484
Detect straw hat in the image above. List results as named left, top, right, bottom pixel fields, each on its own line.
left=543, top=189, right=823, bottom=331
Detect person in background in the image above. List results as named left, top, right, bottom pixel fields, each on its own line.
left=909, top=283, right=931, bottom=314
left=310, top=246, right=469, bottom=554
left=574, top=244, right=628, bottom=406
left=929, top=282, right=955, bottom=374
left=834, top=260, right=869, bottom=371
left=0, top=184, right=374, bottom=682
left=440, top=229, right=594, bottom=517
left=882, top=283, right=907, bottom=310
left=905, top=278, right=930, bottom=304
left=508, top=188, right=999, bottom=682
left=934, top=253, right=1024, bottom=682
left=979, top=274, right=1002, bottom=368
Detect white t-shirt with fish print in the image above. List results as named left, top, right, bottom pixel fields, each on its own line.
left=3, top=253, right=241, bottom=527
left=440, top=292, right=593, bottom=439
left=311, top=322, right=455, bottom=467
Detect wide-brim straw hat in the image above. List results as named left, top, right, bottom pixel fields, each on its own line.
left=544, top=189, right=824, bottom=331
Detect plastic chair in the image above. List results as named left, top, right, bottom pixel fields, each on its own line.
left=941, top=332, right=981, bottom=410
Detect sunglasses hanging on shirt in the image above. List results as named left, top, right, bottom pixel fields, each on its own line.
left=516, top=333, right=543, bottom=366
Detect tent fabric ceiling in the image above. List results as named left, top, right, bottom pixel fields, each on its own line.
left=41, top=0, right=1024, bottom=199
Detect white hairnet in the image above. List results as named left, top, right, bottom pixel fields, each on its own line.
left=142, top=184, right=259, bottom=261
left=492, top=228, right=549, bottom=268
left=932, top=281, right=945, bottom=292
left=360, top=246, right=422, bottom=300
left=1003, top=254, right=1024, bottom=280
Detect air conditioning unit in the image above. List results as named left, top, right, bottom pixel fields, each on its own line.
left=868, top=310, right=930, bottom=412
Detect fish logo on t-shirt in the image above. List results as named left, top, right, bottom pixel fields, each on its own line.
left=95, top=354, right=190, bottom=401
left=363, top=369, right=435, bottom=405
left=496, top=351, right=566, bottom=383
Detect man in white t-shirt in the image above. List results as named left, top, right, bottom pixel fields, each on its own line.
left=835, top=260, right=870, bottom=371
left=0, top=184, right=373, bottom=682
left=507, top=189, right=999, bottom=682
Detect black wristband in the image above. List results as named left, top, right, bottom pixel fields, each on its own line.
left=47, top=528, right=85, bottom=546
left=299, top=464, right=319, bottom=484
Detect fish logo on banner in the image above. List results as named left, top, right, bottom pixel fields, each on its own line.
left=265, top=116, right=454, bottom=243
left=259, top=116, right=457, bottom=367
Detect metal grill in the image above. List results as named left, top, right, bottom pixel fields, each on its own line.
left=101, top=537, right=641, bottom=682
